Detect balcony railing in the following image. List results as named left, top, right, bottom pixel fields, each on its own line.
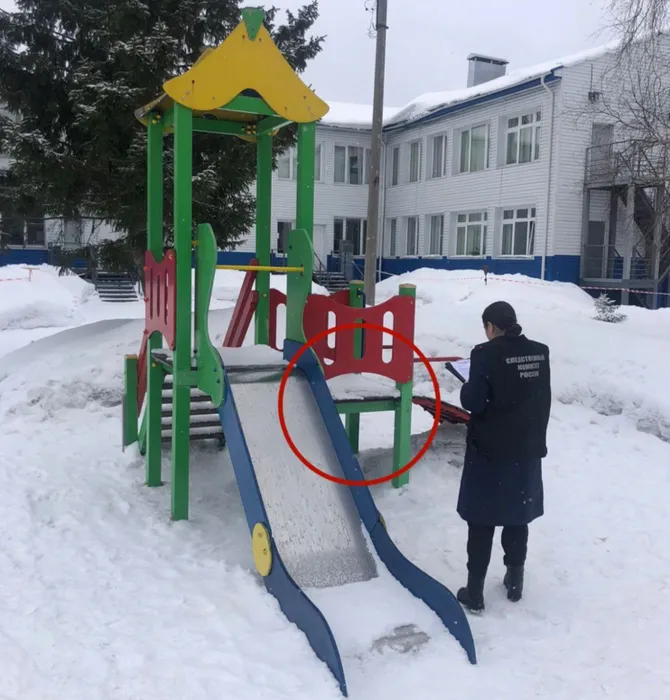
left=581, top=244, right=658, bottom=281
left=585, top=139, right=670, bottom=187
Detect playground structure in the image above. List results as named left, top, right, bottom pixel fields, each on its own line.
left=121, top=8, right=475, bottom=695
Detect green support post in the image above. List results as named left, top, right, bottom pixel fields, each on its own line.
left=345, top=280, right=364, bottom=453
left=171, top=103, right=193, bottom=521
left=285, top=123, right=317, bottom=344
left=123, top=355, right=139, bottom=447
left=146, top=113, right=164, bottom=487
left=255, top=134, right=273, bottom=345
left=296, top=123, right=315, bottom=245
left=392, top=284, right=416, bottom=489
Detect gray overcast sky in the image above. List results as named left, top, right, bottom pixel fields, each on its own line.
left=0, top=0, right=614, bottom=106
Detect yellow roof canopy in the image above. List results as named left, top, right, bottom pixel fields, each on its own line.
left=135, top=8, right=329, bottom=128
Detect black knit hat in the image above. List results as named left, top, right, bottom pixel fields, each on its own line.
left=482, top=301, right=522, bottom=338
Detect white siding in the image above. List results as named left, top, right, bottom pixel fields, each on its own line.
left=382, top=85, right=556, bottom=261
left=552, top=59, right=606, bottom=256
left=239, top=128, right=374, bottom=265
left=554, top=35, right=670, bottom=257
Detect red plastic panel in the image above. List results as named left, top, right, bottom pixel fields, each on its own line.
left=303, top=293, right=416, bottom=383
left=413, top=397, right=470, bottom=425
left=136, top=249, right=176, bottom=411
left=268, top=288, right=286, bottom=352
left=330, top=289, right=350, bottom=306
left=144, top=249, right=177, bottom=348
left=223, top=259, right=259, bottom=348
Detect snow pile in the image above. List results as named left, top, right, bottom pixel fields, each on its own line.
left=377, top=268, right=670, bottom=443
left=320, top=101, right=402, bottom=129
left=0, top=264, right=93, bottom=332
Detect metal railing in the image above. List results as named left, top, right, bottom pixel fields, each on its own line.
left=586, top=139, right=670, bottom=186
left=581, top=244, right=659, bottom=280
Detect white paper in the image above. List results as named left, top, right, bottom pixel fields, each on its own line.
left=448, top=359, right=471, bottom=383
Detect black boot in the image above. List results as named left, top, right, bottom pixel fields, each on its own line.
left=503, top=565, right=524, bottom=602
left=457, top=574, right=485, bottom=613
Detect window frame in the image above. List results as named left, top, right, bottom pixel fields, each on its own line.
left=505, top=111, right=542, bottom=166
left=334, top=144, right=372, bottom=185
left=390, top=146, right=400, bottom=186
left=428, top=133, right=447, bottom=179
left=458, top=123, right=490, bottom=174
left=333, top=216, right=367, bottom=256
left=500, top=207, right=536, bottom=257
left=388, top=218, right=398, bottom=256
left=408, top=140, right=422, bottom=183
left=427, top=214, right=444, bottom=256
left=405, top=216, right=419, bottom=256
left=278, top=144, right=323, bottom=181
left=453, top=210, right=488, bottom=258
left=276, top=219, right=295, bottom=254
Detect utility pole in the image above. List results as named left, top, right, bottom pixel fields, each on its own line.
left=363, top=0, right=388, bottom=307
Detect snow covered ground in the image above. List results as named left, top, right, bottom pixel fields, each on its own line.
left=0, top=265, right=669, bottom=699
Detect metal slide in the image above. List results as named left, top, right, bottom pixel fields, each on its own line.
left=218, top=346, right=476, bottom=696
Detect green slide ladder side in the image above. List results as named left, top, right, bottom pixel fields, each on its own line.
left=194, top=222, right=224, bottom=408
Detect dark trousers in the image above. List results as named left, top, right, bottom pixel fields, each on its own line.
left=466, top=523, right=529, bottom=576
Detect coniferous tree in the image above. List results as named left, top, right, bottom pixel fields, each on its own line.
left=593, top=293, right=627, bottom=323
left=0, top=1, right=324, bottom=275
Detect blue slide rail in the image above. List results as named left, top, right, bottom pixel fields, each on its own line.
left=218, top=349, right=476, bottom=696
left=284, top=340, right=477, bottom=665
left=218, top=370, right=348, bottom=695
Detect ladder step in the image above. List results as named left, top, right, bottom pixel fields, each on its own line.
left=161, top=406, right=218, bottom=417
left=161, top=414, right=220, bottom=427
left=161, top=425, right=223, bottom=439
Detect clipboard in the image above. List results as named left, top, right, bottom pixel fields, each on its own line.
left=445, top=358, right=470, bottom=384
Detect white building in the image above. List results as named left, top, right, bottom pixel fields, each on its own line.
left=231, top=39, right=670, bottom=307
left=2, top=37, right=668, bottom=306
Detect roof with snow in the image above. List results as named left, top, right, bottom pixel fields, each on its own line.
left=319, top=39, right=621, bottom=132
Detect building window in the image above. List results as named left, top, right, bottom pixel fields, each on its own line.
left=26, top=215, right=45, bottom=246
left=506, top=112, right=541, bottom=165
left=334, top=145, right=371, bottom=185
left=455, top=211, right=487, bottom=256
left=334, top=217, right=367, bottom=256
left=277, top=220, right=294, bottom=254
left=314, top=144, right=322, bottom=181
left=501, top=208, right=536, bottom=256
left=391, top=146, right=399, bottom=186
left=429, top=134, right=446, bottom=179
left=428, top=215, right=444, bottom=255
left=389, top=218, right=397, bottom=256
left=278, top=145, right=322, bottom=181
left=459, top=124, right=489, bottom=173
left=0, top=213, right=24, bottom=246
left=406, top=216, right=419, bottom=255
left=409, top=140, right=421, bottom=183
left=278, top=147, right=296, bottom=180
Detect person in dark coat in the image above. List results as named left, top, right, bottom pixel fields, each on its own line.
left=456, top=301, right=551, bottom=613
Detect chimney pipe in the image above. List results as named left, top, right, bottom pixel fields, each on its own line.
left=467, top=54, right=508, bottom=87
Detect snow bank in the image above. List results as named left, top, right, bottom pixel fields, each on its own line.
left=0, top=264, right=93, bottom=332
left=378, top=268, right=670, bottom=443
left=320, top=101, right=402, bottom=129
